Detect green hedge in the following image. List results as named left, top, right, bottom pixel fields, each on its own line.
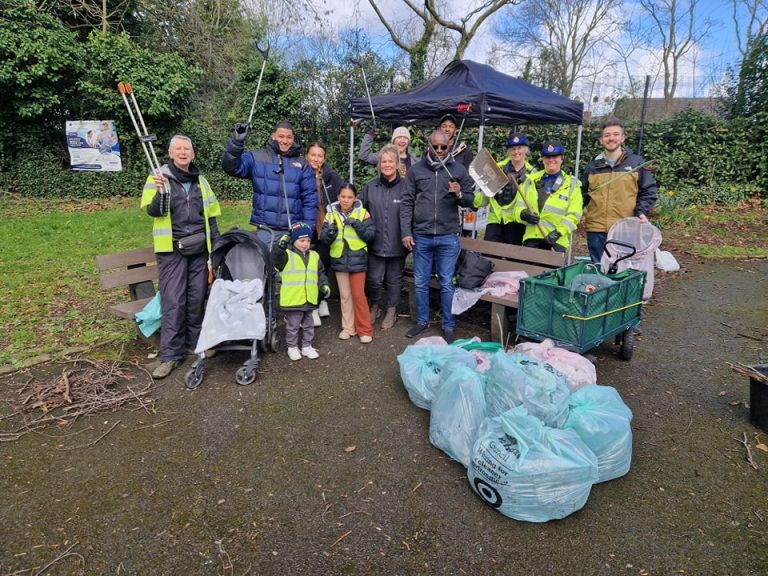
left=1, top=110, right=765, bottom=207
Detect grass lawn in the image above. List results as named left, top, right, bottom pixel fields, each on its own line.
left=0, top=193, right=765, bottom=371
left=0, top=194, right=251, bottom=370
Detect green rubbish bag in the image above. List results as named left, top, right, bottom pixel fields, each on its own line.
left=135, top=292, right=161, bottom=337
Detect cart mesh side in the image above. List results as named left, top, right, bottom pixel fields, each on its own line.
left=516, top=262, right=646, bottom=353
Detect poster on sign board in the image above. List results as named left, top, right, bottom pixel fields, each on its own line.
left=66, top=120, right=122, bottom=171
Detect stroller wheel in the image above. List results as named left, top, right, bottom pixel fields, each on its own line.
left=184, top=361, right=205, bottom=389
left=618, top=328, right=634, bottom=361
left=236, top=366, right=257, bottom=386
left=268, top=328, right=281, bottom=353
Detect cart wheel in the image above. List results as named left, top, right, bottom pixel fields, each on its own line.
left=619, top=329, right=634, bottom=361
left=184, top=362, right=205, bottom=389
left=236, top=366, right=256, bottom=386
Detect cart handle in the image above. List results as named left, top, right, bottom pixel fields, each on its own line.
left=603, top=240, right=636, bottom=275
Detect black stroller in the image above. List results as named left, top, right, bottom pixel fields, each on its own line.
left=184, top=226, right=280, bottom=389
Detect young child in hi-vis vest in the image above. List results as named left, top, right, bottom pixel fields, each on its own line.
left=272, top=222, right=331, bottom=361
left=319, top=183, right=376, bottom=344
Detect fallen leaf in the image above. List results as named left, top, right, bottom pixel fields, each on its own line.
left=217, top=499, right=225, bottom=505
left=756, top=443, right=768, bottom=453
left=718, top=391, right=727, bottom=397
left=344, top=445, right=356, bottom=453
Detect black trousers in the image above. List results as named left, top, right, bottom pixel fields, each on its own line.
left=483, top=222, right=526, bottom=245
left=366, top=254, right=406, bottom=310
left=156, top=250, right=209, bottom=361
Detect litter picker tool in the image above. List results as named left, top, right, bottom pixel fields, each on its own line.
left=428, top=143, right=457, bottom=182
left=352, top=57, right=376, bottom=129
left=451, top=103, right=472, bottom=153
left=590, top=159, right=657, bottom=192
left=274, top=155, right=293, bottom=229
left=117, top=81, right=169, bottom=215
left=246, top=40, right=270, bottom=127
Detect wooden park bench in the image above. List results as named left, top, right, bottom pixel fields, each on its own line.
left=94, top=247, right=157, bottom=322
left=404, top=237, right=566, bottom=344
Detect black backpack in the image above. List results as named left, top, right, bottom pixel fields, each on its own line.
left=455, top=250, right=494, bottom=289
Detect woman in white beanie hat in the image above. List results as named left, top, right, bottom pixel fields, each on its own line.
left=359, top=124, right=419, bottom=177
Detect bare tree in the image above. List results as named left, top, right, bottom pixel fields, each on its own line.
left=732, top=0, right=768, bottom=57
left=637, top=0, right=712, bottom=113
left=367, top=0, right=516, bottom=85
left=424, top=0, right=518, bottom=59
left=493, top=0, right=623, bottom=96
left=367, top=0, right=437, bottom=85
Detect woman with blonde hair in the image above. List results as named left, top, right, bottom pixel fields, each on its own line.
left=360, top=145, right=408, bottom=329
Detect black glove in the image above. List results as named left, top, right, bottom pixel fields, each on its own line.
left=544, top=230, right=561, bottom=246
left=277, top=234, right=290, bottom=250
left=321, top=285, right=331, bottom=299
left=233, top=122, right=249, bottom=144
left=496, top=183, right=516, bottom=205
left=348, top=218, right=363, bottom=231
left=520, top=209, right=540, bottom=224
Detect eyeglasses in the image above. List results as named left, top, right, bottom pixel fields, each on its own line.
left=431, top=144, right=449, bottom=150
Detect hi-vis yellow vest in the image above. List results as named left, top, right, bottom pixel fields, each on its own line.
left=140, top=173, right=221, bottom=253
left=326, top=206, right=368, bottom=258
left=279, top=250, right=319, bottom=307
left=511, top=170, right=583, bottom=249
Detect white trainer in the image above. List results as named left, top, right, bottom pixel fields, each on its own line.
left=359, top=335, right=373, bottom=344
left=301, top=346, right=320, bottom=359
left=318, top=300, right=330, bottom=317
left=287, top=347, right=302, bottom=361
left=312, top=309, right=322, bottom=327
left=338, top=330, right=355, bottom=340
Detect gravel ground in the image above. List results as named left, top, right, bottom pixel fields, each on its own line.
left=1, top=257, right=767, bottom=575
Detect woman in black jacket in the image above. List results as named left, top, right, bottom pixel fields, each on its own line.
left=360, top=145, right=407, bottom=329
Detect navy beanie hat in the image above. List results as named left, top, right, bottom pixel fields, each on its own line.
left=290, top=222, right=312, bottom=243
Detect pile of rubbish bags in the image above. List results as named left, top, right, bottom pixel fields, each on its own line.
left=397, top=337, right=633, bottom=523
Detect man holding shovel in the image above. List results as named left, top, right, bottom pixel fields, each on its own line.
left=400, top=130, right=475, bottom=344
left=581, top=117, right=658, bottom=263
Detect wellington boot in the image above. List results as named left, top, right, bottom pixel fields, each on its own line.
left=381, top=307, right=398, bottom=330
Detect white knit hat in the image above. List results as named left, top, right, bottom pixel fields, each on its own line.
left=391, top=126, right=411, bottom=143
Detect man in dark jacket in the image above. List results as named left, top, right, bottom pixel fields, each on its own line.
left=221, top=120, right=317, bottom=243
left=581, top=117, right=658, bottom=263
left=400, top=130, right=475, bottom=343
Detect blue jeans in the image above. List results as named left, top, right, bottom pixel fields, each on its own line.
left=587, top=232, right=608, bottom=264
left=413, top=234, right=460, bottom=330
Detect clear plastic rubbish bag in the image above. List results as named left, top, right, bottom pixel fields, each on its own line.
left=397, top=345, right=477, bottom=410
left=485, top=352, right=571, bottom=428
left=429, top=365, right=487, bottom=467
left=564, top=385, right=633, bottom=483
left=468, top=406, right=598, bottom=522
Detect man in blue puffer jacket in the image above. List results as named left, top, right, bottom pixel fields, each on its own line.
left=221, top=120, right=318, bottom=243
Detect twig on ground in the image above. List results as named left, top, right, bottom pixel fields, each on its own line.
left=727, top=362, right=768, bottom=383
left=330, top=530, right=352, bottom=548
left=58, top=420, right=120, bottom=451
left=216, top=539, right=233, bottom=576
left=736, top=432, right=759, bottom=470
left=131, top=417, right=177, bottom=431
left=31, top=542, right=84, bottom=576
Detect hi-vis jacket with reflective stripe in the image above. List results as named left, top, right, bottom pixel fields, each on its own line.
left=511, top=169, right=583, bottom=250
left=141, top=168, right=221, bottom=254
left=473, top=158, right=534, bottom=225
left=279, top=249, right=320, bottom=307
left=319, top=199, right=375, bottom=273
